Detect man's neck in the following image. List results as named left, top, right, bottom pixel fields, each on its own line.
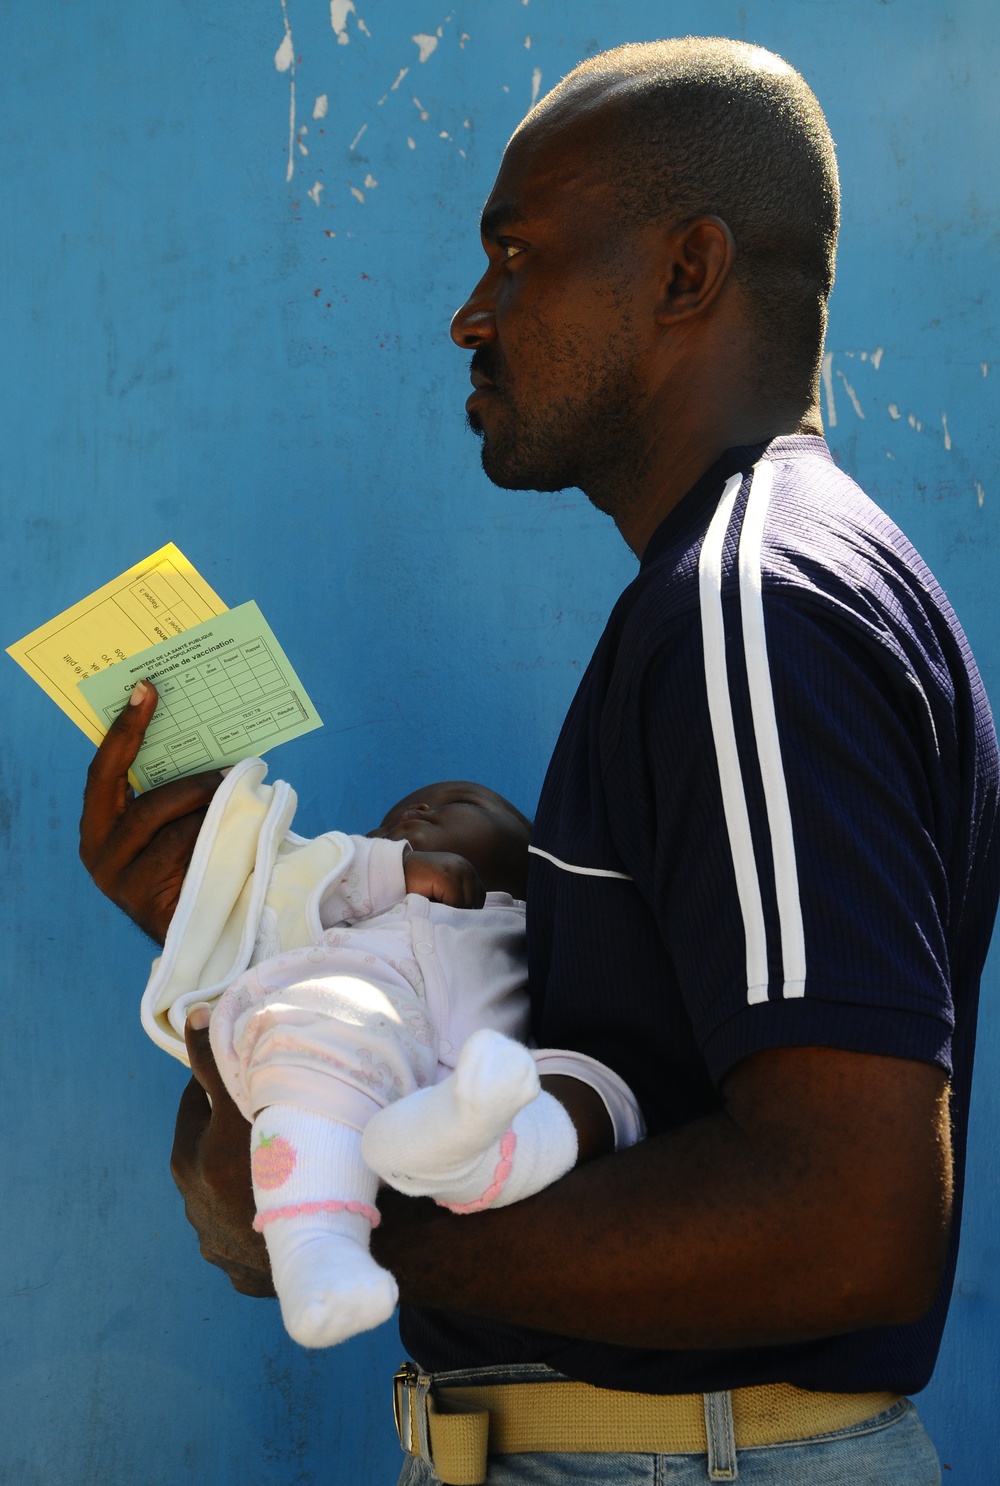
left=596, top=402, right=823, bottom=558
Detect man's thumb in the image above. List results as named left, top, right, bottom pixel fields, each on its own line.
left=184, top=1003, right=223, bottom=1096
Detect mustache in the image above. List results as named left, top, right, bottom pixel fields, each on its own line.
left=470, top=346, right=506, bottom=386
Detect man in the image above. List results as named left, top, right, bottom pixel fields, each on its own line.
left=81, top=38, right=998, bottom=1485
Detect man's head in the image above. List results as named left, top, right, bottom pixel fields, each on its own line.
left=451, top=38, right=839, bottom=536
left=368, top=781, right=532, bottom=899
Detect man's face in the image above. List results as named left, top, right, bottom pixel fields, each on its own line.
left=450, top=105, right=658, bottom=496
left=367, top=781, right=531, bottom=899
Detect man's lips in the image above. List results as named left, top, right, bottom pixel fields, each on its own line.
left=466, top=372, right=499, bottom=413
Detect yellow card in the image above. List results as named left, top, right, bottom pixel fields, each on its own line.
left=6, top=544, right=228, bottom=744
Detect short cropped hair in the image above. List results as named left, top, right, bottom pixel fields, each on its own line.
left=533, top=39, right=840, bottom=399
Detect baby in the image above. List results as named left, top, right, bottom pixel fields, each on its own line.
left=141, top=759, right=642, bottom=1348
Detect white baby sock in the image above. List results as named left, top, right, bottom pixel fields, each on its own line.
left=250, top=1105, right=398, bottom=1348
left=361, top=1028, right=579, bottom=1212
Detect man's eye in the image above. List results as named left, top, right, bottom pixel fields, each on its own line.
left=502, top=243, right=524, bottom=261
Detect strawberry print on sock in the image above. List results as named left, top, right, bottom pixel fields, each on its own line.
left=253, top=1132, right=297, bottom=1190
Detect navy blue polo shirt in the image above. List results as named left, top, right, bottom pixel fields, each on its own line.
left=401, top=435, right=1000, bottom=1395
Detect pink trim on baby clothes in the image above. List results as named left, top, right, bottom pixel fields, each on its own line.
left=440, top=1129, right=517, bottom=1215
left=253, top=1199, right=382, bottom=1231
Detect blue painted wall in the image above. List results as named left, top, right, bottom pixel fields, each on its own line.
left=1, top=2, right=996, bottom=1481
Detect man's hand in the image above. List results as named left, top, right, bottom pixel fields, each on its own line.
left=170, top=1006, right=275, bottom=1297
left=79, top=681, right=223, bottom=944
left=404, top=850, right=486, bottom=908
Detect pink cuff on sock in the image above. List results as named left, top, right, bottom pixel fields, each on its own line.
left=253, top=1199, right=381, bottom=1231
left=440, top=1129, right=517, bottom=1215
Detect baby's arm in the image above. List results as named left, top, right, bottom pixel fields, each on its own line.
left=361, top=1030, right=644, bottom=1213
left=318, top=840, right=484, bottom=927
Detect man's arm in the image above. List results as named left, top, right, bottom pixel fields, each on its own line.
left=168, top=1027, right=950, bottom=1345
left=371, top=1044, right=951, bottom=1349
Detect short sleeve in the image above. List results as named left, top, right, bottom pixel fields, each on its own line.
left=602, top=597, right=955, bottom=1085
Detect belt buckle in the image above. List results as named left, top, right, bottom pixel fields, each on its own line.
left=393, top=1362, right=417, bottom=1451
left=394, top=1361, right=435, bottom=1464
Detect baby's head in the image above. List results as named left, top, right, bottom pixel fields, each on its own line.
left=368, top=781, right=531, bottom=899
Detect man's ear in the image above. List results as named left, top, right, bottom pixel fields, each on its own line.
left=654, top=215, right=736, bottom=325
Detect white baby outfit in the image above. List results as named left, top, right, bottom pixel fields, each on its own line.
left=141, top=758, right=642, bottom=1347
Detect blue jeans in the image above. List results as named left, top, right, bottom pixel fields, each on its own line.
left=395, top=1364, right=941, bottom=1486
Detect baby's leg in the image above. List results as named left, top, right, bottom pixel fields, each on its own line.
left=362, top=1028, right=578, bottom=1212
left=251, top=1106, right=397, bottom=1347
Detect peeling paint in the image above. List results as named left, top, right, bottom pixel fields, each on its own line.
left=413, top=96, right=430, bottom=121
left=407, top=136, right=416, bottom=149
left=364, top=173, right=378, bottom=188
left=975, top=482, right=985, bottom=507
left=308, top=181, right=324, bottom=205
left=313, top=94, right=329, bottom=120
left=276, top=1, right=296, bottom=184
left=870, top=346, right=883, bottom=369
left=350, top=186, right=365, bottom=203
left=525, top=35, right=532, bottom=49
left=888, top=404, right=900, bottom=419
left=908, top=413, right=923, bottom=432
left=982, top=363, right=989, bottom=377
left=942, top=413, right=952, bottom=451
left=531, top=67, right=542, bottom=105
left=330, top=0, right=356, bottom=44
left=413, top=33, right=439, bottom=63
left=349, top=123, right=368, bottom=150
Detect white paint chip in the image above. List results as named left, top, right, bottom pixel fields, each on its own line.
left=413, top=96, right=429, bottom=121
left=531, top=67, right=542, bottom=105
left=870, top=346, right=883, bottom=369
left=274, top=32, right=294, bottom=71
left=413, top=33, right=439, bottom=63
left=440, top=130, right=450, bottom=139
left=350, top=186, right=365, bottom=203
left=298, top=138, right=309, bottom=156
left=975, top=482, right=985, bottom=507
left=463, top=119, right=471, bottom=128
left=358, top=16, right=371, bottom=36
left=350, top=123, right=368, bottom=150
left=982, top=363, right=989, bottom=377
left=364, top=173, right=378, bottom=188
left=525, top=35, right=532, bottom=48
left=313, top=94, right=329, bottom=119
left=821, top=352, right=836, bottom=428
left=308, top=181, right=324, bottom=205
left=942, top=413, right=952, bottom=451
left=459, top=33, right=470, bottom=48
left=836, top=369, right=865, bottom=420
left=407, top=136, right=416, bottom=149
left=331, top=0, right=356, bottom=44
left=888, top=403, right=900, bottom=420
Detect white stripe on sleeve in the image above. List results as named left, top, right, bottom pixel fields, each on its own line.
left=699, top=472, right=771, bottom=1003
left=739, top=460, right=806, bottom=998
left=528, top=845, right=633, bottom=881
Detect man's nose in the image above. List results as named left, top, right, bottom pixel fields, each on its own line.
left=450, top=272, right=496, bottom=348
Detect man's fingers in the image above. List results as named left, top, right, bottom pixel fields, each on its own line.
left=83, top=771, right=222, bottom=874
left=82, top=680, right=159, bottom=818
left=183, top=1008, right=237, bottom=1114
left=171, top=1072, right=212, bottom=1180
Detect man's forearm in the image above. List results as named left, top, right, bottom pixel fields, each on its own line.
left=371, top=1047, right=951, bottom=1350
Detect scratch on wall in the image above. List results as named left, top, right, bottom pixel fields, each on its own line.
left=836, top=368, right=865, bottom=420
left=942, top=413, right=952, bottom=451
left=821, top=352, right=837, bottom=427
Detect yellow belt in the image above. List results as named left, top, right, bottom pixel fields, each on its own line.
left=393, top=1363, right=901, bottom=1485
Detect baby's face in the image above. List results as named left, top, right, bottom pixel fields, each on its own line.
left=368, top=781, right=531, bottom=899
